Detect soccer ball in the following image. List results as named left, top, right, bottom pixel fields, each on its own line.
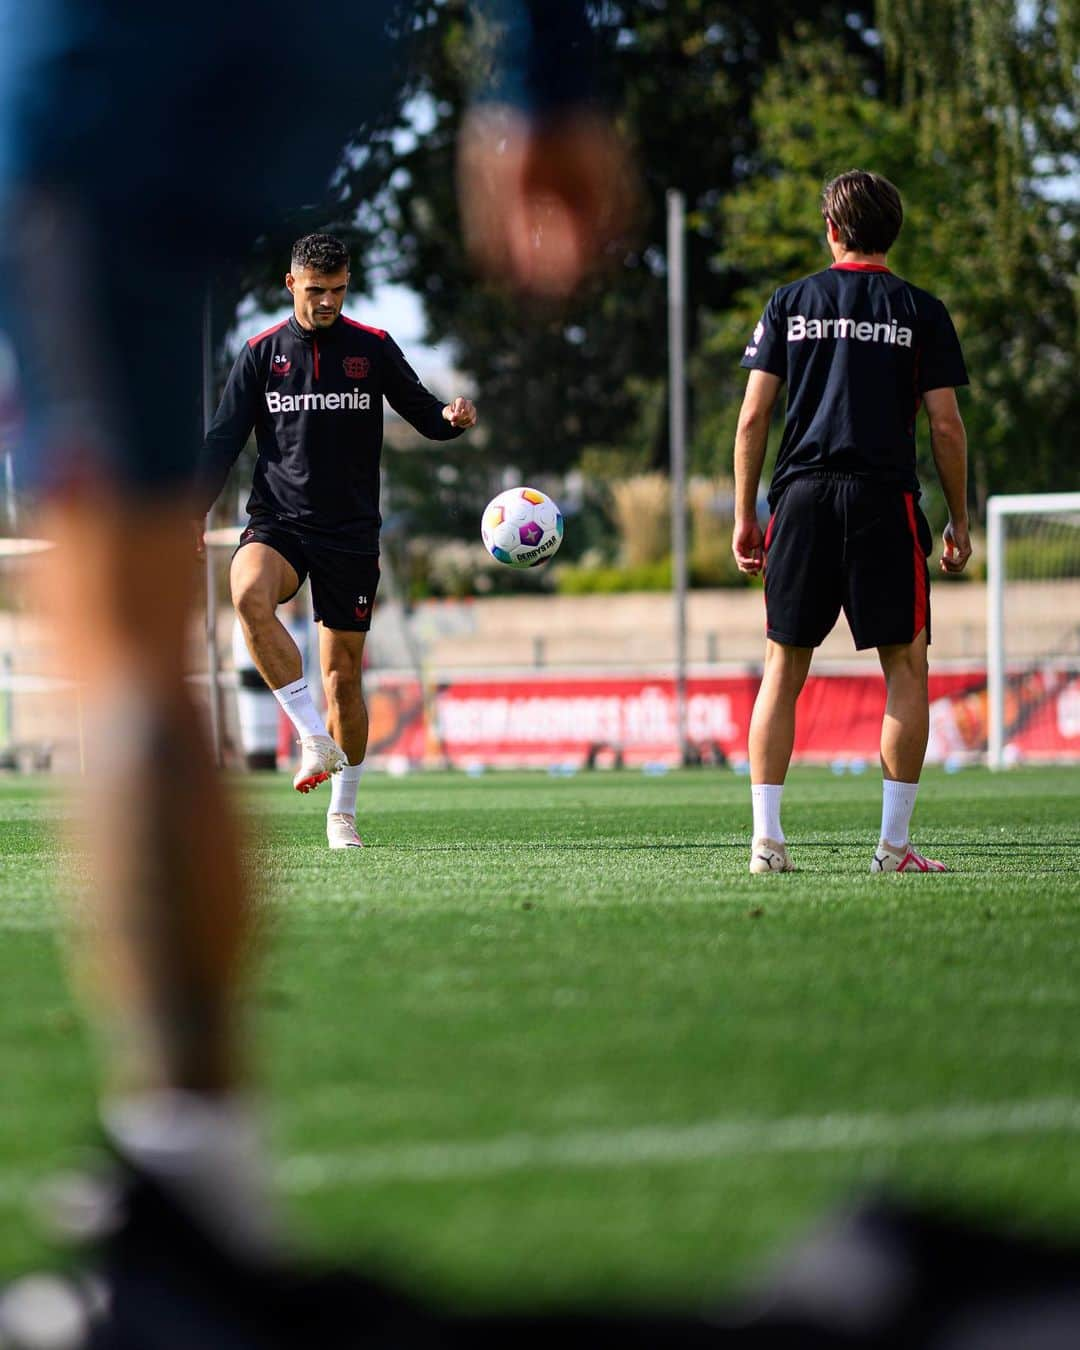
left=481, top=486, right=564, bottom=569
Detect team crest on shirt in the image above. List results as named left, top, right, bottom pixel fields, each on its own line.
left=744, top=317, right=765, bottom=358
left=271, top=354, right=291, bottom=377
left=343, top=356, right=370, bottom=379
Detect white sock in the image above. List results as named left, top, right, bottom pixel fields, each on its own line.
left=751, top=783, right=785, bottom=842
left=881, top=779, right=920, bottom=849
left=104, top=1091, right=277, bottom=1257
left=329, top=763, right=362, bottom=815
left=271, top=677, right=329, bottom=741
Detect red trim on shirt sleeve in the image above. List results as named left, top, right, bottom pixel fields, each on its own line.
left=903, top=492, right=927, bottom=640
left=247, top=318, right=290, bottom=348
left=341, top=315, right=388, bottom=340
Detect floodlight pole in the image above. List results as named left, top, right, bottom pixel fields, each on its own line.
left=667, top=189, right=690, bottom=766
left=202, top=287, right=224, bottom=769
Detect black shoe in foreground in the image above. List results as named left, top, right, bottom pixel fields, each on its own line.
left=2, top=1156, right=428, bottom=1350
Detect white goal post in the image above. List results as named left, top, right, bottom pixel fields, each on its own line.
left=987, top=491, right=1080, bottom=770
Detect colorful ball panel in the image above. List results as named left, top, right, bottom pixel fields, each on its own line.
left=480, top=486, right=564, bottom=569
left=519, top=521, right=543, bottom=546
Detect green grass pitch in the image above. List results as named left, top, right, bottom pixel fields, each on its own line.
left=0, top=765, right=1078, bottom=1309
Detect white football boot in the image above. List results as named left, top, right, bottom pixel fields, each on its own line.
left=292, top=735, right=347, bottom=794
left=326, top=812, right=364, bottom=850
left=749, top=837, right=794, bottom=874
left=870, top=840, right=947, bottom=873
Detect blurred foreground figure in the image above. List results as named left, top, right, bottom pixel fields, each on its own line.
left=2, top=1183, right=1079, bottom=1346
left=0, top=2, right=630, bottom=1342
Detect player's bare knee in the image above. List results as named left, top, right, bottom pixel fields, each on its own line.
left=232, top=582, right=276, bottom=632
left=323, top=664, right=362, bottom=714
left=763, top=642, right=812, bottom=693
left=883, top=646, right=928, bottom=697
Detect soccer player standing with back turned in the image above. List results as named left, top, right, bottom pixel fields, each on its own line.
left=733, top=170, right=972, bottom=875
left=198, top=232, right=477, bottom=851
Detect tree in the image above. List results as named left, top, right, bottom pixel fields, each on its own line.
left=877, top=0, right=1078, bottom=229
left=340, top=0, right=879, bottom=500
left=705, top=28, right=1079, bottom=514
left=212, top=0, right=1076, bottom=550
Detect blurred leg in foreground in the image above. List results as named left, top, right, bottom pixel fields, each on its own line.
left=37, top=490, right=275, bottom=1251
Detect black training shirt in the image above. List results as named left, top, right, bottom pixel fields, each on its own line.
left=741, top=263, right=968, bottom=506
left=198, top=314, right=463, bottom=551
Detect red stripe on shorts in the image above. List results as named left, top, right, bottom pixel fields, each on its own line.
left=762, top=514, right=775, bottom=634
left=903, top=492, right=926, bottom=640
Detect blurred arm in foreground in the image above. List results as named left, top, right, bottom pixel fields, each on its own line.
left=458, top=104, right=636, bottom=298
left=459, top=0, right=636, bottom=297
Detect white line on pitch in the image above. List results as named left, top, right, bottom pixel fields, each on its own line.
left=0, top=1098, right=1075, bottom=1211
left=275, top=1096, right=1080, bottom=1193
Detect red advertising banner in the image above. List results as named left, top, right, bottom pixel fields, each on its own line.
left=362, top=667, right=1080, bottom=767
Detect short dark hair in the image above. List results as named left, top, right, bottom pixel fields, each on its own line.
left=290, top=233, right=350, bottom=275
left=821, top=171, right=903, bottom=255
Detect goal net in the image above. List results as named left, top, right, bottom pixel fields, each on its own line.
left=987, top=492, right=1080, bottom=769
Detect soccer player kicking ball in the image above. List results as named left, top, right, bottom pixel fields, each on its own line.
left=733, top=170, right=972, bottom=875
left=198, top=233, right=477, bottom=850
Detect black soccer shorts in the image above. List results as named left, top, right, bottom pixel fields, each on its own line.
left=236, top=520, right=380, bottom=633
left=763, top=473, right=933, bottom=650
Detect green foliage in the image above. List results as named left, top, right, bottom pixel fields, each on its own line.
left=555, top=470, right=752, bottom=590
left=211, top=0, right=1078, bottom=547
left=1006, top=533, right=1080, bottom=582
left=335, top=1, right=878, bottom=486
left=705, top=32, right=1080, bottom=508
left=556, top=551, right=753, bottom=593
left=555, top=557, right=673, bottom=593
left=877, top=0, right=1078, bottom=229
left=872, top=0, right=1080, bottom=505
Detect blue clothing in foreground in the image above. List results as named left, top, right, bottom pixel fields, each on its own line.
left=0, top=0, right=594, bottom=496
